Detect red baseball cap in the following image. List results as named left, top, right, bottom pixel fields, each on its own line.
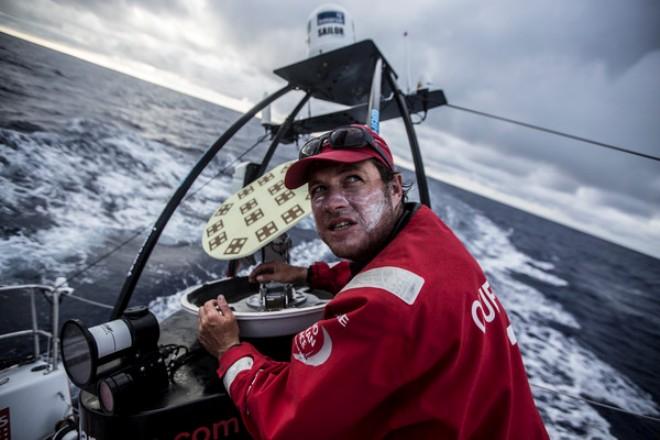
left=284, top=125, right=395, bottom=189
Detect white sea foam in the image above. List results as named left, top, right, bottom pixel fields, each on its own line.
left=289, top=238, right=334, bottom=267
left=296, top=213, right=317, bottom=231
left=149, top=288, right=189, bottom=322
left=0, top=122, right=233, bottom=282
left=440, top=198, right=659, bottom=437
left=148, top=260, right=224, bottom=321
left=446, top=205, right=569, bottom=288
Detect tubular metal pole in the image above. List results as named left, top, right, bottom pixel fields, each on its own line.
left=112, top=84, right=294, bottom=319
left=51, top=288, right=60, bottom=369
left=255, top=91, right=312, bottom=179
left=366, top=58, right=383, bottom=132
left=30, top=289, right=40, bottom=359
left=384, top=69, right=431, bottom=208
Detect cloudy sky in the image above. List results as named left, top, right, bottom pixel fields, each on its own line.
left=1, top=0, right=659, bottom=258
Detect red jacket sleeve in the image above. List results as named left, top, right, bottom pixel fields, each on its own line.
left=308, top=261, right=354, bottom=294
left=216, top=288, right=419, bottom=440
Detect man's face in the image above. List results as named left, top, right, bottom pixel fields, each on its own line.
left=307, top=160, right=402, bottom=262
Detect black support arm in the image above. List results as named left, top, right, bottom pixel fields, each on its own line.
left=255, top=91, right=312, bottom=179
left=111, top=84, right=294, bottom=319
left=384, top=69, right=431, bottom=208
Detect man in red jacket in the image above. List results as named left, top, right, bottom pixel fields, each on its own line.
left=198, top=125, right=549, bottom=439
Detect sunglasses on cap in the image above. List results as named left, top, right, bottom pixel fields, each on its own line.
left=299, top=126, right=393, bottom=169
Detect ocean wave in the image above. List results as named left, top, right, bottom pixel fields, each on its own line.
left=0, top=121, right=234, bottom=282
left=3, top=120, right=45, bottom=133
left=289, top=238, right=334, bottom=266
left=437, top=200, right=658, bottom=437
left=444, top=204, right=569, bottom=287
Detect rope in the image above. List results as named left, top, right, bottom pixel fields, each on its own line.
left=531, top=382, right=660, bottom=423
left=443, top=103, right=660, bottom=162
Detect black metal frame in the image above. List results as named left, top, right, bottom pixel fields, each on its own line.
left=254, top=91, right=312, bottom=180
left=111, top=41, right=435, bottom=318
left=111, top=84, right=293, bottom=319
left=384, top=68, right=431, bottom=207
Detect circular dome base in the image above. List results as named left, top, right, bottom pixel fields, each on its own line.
left=180, top=277, right=332, bottom=337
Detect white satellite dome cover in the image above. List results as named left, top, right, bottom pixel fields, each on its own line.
left=306, top=4, right=356, bottom=57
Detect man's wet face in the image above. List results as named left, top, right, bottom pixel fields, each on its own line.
left=307, top=160, right=400, bottom=262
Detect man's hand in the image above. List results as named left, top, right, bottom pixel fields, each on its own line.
left=248, top=261, right=308, bottom=284
left=198, top=295, right=240, bottom=359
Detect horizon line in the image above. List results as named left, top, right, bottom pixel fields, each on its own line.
left=0, top=24, right=259, bottom=115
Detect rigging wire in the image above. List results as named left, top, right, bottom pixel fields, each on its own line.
left=49, top=132, right=270, bottom=296
left=531, top=382, right=660, bottom=423
left=185, top=132, right=269, bottom=200
left=443, top=103, right=660, bottom=162
left=60, top=228, right=146, bottom=288
left=64, top=293, right=114, bottom=310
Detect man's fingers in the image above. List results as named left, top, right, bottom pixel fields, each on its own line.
left=202, top=299, right=218, bottom=316
left=200, top=299, right=228, bottom=325
left=199, top=300, right=210, bottom=317
left=216, top=294, right=233, bottom=317
left=249, top=262, right=306, bottom=284
left=254, top=272, right=275, bottom=283
left=196, top=295, right=241, bottom=359
left=249, top=262, right=275, bottom=282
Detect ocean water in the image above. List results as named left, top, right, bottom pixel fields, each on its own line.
left=1, top=33, right=659, bottom=439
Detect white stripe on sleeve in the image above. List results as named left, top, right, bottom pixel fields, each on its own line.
left=339, top=266, right=425, bottom=305
left=223, top=356, right=254, bottom=397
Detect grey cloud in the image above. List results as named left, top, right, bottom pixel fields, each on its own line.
left=51, top=0, right=189, bottom=22
left=596, top=190, right=657, bottom=218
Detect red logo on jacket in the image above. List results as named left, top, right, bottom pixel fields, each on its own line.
left=293, top=323, right=333, bottom=366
